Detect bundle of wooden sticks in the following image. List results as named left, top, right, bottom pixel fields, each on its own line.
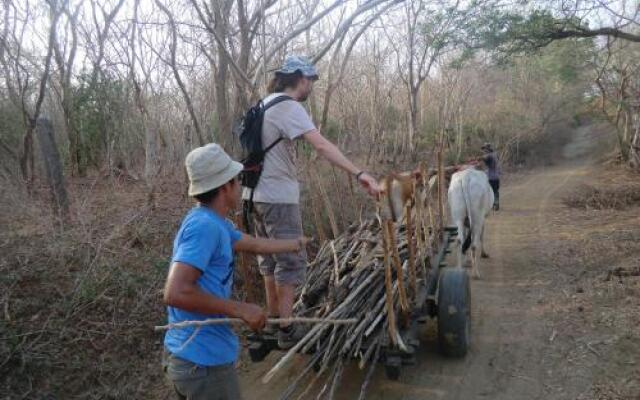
left=262, top=169, right=445, bottom=399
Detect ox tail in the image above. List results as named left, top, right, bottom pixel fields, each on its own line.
left=460, top=174, right=474, bottom=254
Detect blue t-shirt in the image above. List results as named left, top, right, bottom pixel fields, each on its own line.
left=164, top=206, right=242, bottom=366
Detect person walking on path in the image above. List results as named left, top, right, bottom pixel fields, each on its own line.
left=480, top=142, right=500, bottom=211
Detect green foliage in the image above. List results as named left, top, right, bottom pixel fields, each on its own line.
left=71, top=73, right=130, bottom=168
left=0, top=100, right=25, bottom=147
left=544, top=39, right=593, bottom=81
left=466, top=9, right=591, bottom=59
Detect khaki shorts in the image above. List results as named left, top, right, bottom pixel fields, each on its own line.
left=252, top=202, right=307, bottom=286
left=162, top=351, right=241, bottom=400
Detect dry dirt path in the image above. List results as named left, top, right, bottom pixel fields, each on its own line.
left=240, top=127, right=602, bottom=400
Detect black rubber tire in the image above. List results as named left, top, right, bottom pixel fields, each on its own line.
left=384, top=362, right=401, bottom=381
left=312, top=359, right=321, bottom=372
left=437, top=267, right=471, bottom=358
left=248, top=341, right=269, bottom=362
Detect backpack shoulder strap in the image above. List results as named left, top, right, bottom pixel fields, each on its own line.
left=263, top=94, right=293, bottom=111
left=260, top=95, right=292, bottom=153
left=264, top=136, right=283, bottom=152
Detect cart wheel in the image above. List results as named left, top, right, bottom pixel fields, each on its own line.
left=249, top=341, right=269, bottom=362
left=384, top=356, right=401, bottom=381
left=312, top=359, right=321, bottom=372
left=437, top=267, right=471, bottom=357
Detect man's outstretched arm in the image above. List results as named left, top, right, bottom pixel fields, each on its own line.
left=233, top=234, right=310, bottom=254
left=303, top=129, right=381, bottom=196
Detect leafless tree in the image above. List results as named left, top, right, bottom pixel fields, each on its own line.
left=82, top=0, right=125, bottom=173
left=0, top=0, right=62, bottom=186
left=52, top=0, right=82, bottom=176
left=318, top=1, right=401, bottom=132
left=155, top=0, right=205, bottom=146
left=384, top=0, right=466, bottom=156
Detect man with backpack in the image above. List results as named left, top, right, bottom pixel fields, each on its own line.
left=239, top=55, right=380, bottom=349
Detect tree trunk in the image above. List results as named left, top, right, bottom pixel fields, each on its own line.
left=215, top=61, right=229, bottom=143
left=100, top=107, right=112, bottom=175
left=630, top=111, right=640, bottom=170
left=19, top=123, right=35, bottom=184
left=408, top=86, right=419, bottom=154
left=615, top=122, right=629, bottom=161
left=212, top=46, right=230, bottom=145
left=143, top=117, right=159, bottom=181
left=62, top=90, right=84, bottom=177
left=36, top=117, right=70, bottom=224
left=68, top=115, right=83, bottom=177
left=213, top=1, right=231, bottom=145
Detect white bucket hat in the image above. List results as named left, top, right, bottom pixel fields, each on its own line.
left=185, top=143, right=244, bottom=196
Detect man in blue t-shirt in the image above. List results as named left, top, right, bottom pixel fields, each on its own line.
left=162, top=143, right=309, bottom=400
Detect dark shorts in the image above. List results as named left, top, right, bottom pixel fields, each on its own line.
left=163, top=351, right=242, bottom=400
left=252, top=202, right=307, bottom=286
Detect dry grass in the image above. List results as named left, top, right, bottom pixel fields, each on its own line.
left=563, top=183, right=640, bottom=210
left=543, top=165, right=640, bottom=400
left=0, top=174, right=187, bottom=399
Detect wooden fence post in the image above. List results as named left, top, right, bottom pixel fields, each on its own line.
left=36, top=117, right=70, bottom=225
left=437, top=148, right=445, bottom=238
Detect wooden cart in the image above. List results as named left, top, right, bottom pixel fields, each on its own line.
left=247, top=225, right=471, bottom=381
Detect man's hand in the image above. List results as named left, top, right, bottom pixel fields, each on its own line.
left=358, top=172, right=382, bottom=197
left=238, top=302, right=267, bottom=332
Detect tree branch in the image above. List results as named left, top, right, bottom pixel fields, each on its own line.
left=311, top=0, right=400, bottom=64
left=548, top=26, right=640, bottom=42
left=155, top=0, right=204, bottom=146
left=251, top=0, right=345, bottom=87
left=188, top=0, right=252, bottom=86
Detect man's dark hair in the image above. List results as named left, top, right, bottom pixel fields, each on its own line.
left=193, top=186, right=221, bottom=204
left=267, top=71, right=304, bottom=93
left=193, top=177, right=236, bottom=204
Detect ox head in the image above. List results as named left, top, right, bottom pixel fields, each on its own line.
left=377, top=167, right=429, bottom=223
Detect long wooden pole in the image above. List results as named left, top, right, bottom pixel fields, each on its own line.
left=437, top=148, right=445, bottom=238
left=154, top=317, right=358, bottom=331
left=386, top=220, right=409, bottom=312
left=406, top=203, right=417, bottom=300
left=313, top=168, right=340, bottom=238
left=382, top=219, right=398, bottom=347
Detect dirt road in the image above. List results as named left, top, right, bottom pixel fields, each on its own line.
left=241, top=126, right=639, bottom=399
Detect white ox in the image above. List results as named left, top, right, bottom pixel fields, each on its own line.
left=448, top=168, right=494, bottom=279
